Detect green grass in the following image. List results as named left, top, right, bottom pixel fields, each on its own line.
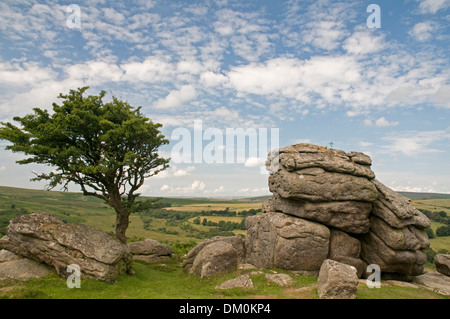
left=1, top=258, right=447, bottom=299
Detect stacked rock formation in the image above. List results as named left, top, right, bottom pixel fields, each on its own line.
left=246, top=143, right=430, bottom=278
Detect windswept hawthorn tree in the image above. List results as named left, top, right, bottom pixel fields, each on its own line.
left=0, top=87, right=170, bottom=243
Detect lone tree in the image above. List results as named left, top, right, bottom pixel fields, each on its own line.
left=0, top=87, right=170, bottom=243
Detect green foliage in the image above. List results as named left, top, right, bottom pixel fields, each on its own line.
left=426, top=227, right=435, bottom=239
left=424, top=247, right=438, bottom=263
left=436, top=225, right=450, bottom=237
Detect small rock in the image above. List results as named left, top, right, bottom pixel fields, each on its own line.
left=317, top=259, right=359, bottom=299
left=238, top=263, right=257, bottom=270
left=265, top=273, right=293, bottom=286
left=215, top=275, right=254, bottom=289
left=434, top=254, right=450, bottom=277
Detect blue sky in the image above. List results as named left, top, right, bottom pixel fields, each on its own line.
left=0, top=0, right=449, bottom=197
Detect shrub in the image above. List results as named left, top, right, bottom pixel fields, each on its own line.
left=436, top=225, right=450, bottom=237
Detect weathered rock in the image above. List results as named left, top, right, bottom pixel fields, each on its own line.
left=277, top=144, right=375, bottom=179
left=317, top=259, right=359, bottom=299
left=0, top=212, right=133, bottom=283
left=369, top=216, right=430, bottom=251
left=434, top=254, right=450, bottom=277
left=0, top=256, right=53, bottom=281
left=182, top=236, right=245, bottom=276
left=215, top=274, right=254, bottom=289
left=245, top=212, right=329, bottom=271
left=128, top=239, right=173, bottom=263
left=412, top=272, right=450, bottom=296
left=0, top=249, right=21, bottom=263
left=360, top=231, right=426, bottom=276
left=265, top=273, right=293, bottom=286
left=372, top=180, right=430, bottom=229
left=190, top=241, right=237, bottom=278
left=327, top=229, right=365, bottom=278
left=269, top=167, right=378, bottom=203
left=263, top=194, right=372, bottom=234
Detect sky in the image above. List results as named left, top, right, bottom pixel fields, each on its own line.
left=0, top=0, right=449, bottom=197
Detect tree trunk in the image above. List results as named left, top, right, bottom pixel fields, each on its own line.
left=109, top=193, right=130, bottom=244
left=115, top=208, right=130, bottom=244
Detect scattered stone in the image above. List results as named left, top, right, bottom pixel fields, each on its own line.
left=317, top=259, right=359, bottom=299
left=245, top=212, right=330, bottom=271
left=0, top=212, right=133, bottom=283
left=128, top=239, right=173, bottom=263
left=215, top=274, right=254, bottom=289
left=412, top=272, right=450, bottom=296
left=434, top=254, right=450, bottom=277
left=265, top=273, right=293, bottom=286
left=238, top=263, right=257, bottom=270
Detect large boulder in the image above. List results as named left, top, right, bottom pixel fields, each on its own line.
left=182, top=236, right=245, bottom=277
left=317, top=259, right=359, bottom=299
left=128, top=239, right=173, bottom=263
left=0, top=212, right=133, bottom=283
left=245, top=212, right=330, bottom=270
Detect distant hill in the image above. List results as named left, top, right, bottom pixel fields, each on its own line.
left=398, top=192, right=450, bottom=200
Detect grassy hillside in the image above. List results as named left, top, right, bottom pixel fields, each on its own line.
left=0, top=186, right=262, bottom=244
left=0, top=186, right=449, bottom=300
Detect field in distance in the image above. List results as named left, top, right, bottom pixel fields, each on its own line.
left=0, top=186, right=449, bottom=253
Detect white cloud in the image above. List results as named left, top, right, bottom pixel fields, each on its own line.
left=173, top=166, right=195, bottom=177
left=409, top=21, right=435, bottom=42
left=365, top=117, right=399, bottom=127
left=244, top=157, right=264, bottom=167
left=417, top=0, right=450, bottom=14
left=160, top=184, right=170, bottom=192
left=66, top=61, right=124, bottom=83
left=121, top=57, right=176, bottom=83
left=0, top=61, right=57, bottom=86
left=153, top=166, right=195, bottom=179
left=153, top=85, right=197, bottom=109
left=382, top=129, right=450, bottom=156
left=159, top=180, right=206, bottom=194
left=102, top=8, right=126, bottom=25
left=343, top=30, right=385, bottom=54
